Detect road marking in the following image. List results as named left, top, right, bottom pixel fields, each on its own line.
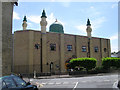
left=42, top=83, right=46, bottom=85
left=82, top=81, right=87, bottom=83
left=56, top=83, right=61, bottom=84
left=63, top=82, right=69, bottom=84
left=73, top=82, right=77, bottom=84
left=48, top=83, right=54, bottom=84
left=104, top=80, right=110, bottom=82
left=73, top=82, right=78, bottom=90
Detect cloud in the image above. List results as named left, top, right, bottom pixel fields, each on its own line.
left=90, top=6, right=94, bottom=9
left=75, top=17, right=106, bottom=35
left=92, top=17, right=106, bottom=30
left=28, top=15, right=40, bottom=24
left=47, top=13, right=56, bottom=29
left=50, top=0, right=55, bottom=2
left=26, top=13, right=65, bottom=31
left=111, top=4, right=118, bottom=8
left=60, top=0, right=71, bottom=7
left=13, top=12, right=20, bottom=20
left=47, top=13, right=65, bottom=31
left=27, top=22, right=33, bottom=28
left=109, top=33, right=118, bottom=40
left=109, top=33, right=118, bottom=52
left=75, top=6, right=104, bottom=35
left=61, top=2, right=71, bottom=7
left=75, top=25, right=86, bottom=35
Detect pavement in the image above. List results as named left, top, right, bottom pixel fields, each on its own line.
left=32, top=72, right=118, bottom=79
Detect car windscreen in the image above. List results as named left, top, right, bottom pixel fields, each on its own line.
left=3, top=76, right=17, bottom=88
left=12, top=76, right=26, bottom=87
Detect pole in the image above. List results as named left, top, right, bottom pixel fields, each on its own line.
left=40, top=38, right=43, bottom=72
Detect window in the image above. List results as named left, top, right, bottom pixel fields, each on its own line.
left=50, top=44, right=56, bottom=51
left=104, top=48, right=107, bottom=52
left=94, top=47, right=99, bottom=52
left=67, top=45, right=72, bottom=51
left=82, top=46, right=87, bottom=52
left=35, top=44, right=40, bottom=49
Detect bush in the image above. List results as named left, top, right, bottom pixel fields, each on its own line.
left=102, top=57, right=120, bottom=69
left=70, top=58, right=97, bottom=72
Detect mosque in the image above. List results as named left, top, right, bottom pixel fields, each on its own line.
left=13, top=10, right=111, bottom=74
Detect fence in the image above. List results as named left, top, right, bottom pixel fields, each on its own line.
left=13, top=64, right=68, bottom=78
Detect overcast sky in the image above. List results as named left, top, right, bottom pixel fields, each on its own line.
left=13, top=1, right=118, bottom=52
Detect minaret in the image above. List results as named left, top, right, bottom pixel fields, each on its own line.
left=40, top=10, right=47, bottom=33
left=22, top=16, right=27, bottom=30
left=40, top=10, right=47, bottom=73
left=86, top=19, right=92, bottom=38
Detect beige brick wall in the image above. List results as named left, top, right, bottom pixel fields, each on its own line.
left=33, top=31, right=41, bottom=73
left=76, top=36, right=88, bottom=58
left=101, top=39, right=109, bottom=58
left=46, top=32, right=61, bottom=73
left=91, top=37, right=101, bottom=66
left=64, top=34, right=76, bottom=61
left=14, top=31, right=29, bottom=73
left=14, top=30, right=111, bottom=73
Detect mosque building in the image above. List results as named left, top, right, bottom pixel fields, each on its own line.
left=13, top=10, right=111, bottom=74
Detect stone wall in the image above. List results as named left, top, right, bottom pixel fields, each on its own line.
left=1, top=2, right=14, bottom=76
left=0, top=2, right=2, bottom=77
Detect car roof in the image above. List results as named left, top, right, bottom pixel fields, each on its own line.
left=0, top=75, right=18, bottom=80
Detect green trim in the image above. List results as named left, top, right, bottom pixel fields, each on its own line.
left=49, top=21, right=64, bottom=34
left=23, top=16, right=27, bottom=22
left=41, top=10, right=47, bottom=18
left=87, top=19, right=91, bottom=26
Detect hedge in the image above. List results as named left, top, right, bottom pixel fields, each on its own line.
left=70, top=58, right=97, bottom=71
left=102, top=57, right=120, bottom=69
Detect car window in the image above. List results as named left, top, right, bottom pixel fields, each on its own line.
left=12, top=76, right=26, bottom=87
left=3, top=77, right=16, bottom=88
left=2, top=81, right=7, bottom=89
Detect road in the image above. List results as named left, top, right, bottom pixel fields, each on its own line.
left=24, top=73, right=119, bottom=90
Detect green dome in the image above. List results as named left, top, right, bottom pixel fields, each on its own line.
left=49, top=20, right=64, bottom=34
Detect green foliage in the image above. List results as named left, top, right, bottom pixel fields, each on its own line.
left=70, top=58, right=97, bottom=71
left=102, top=57, right=120, bottom=69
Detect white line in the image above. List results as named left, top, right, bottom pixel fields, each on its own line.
left=48, top=83, right=54, bottom=84
left=42, top=83, right=46, bottom=85
left=63, top=82, right=69, bottom=84
left=104, top=80, right=110, bottom=82
left=73, top=82, right=78, bottom=90
left=56, top=83, right=61, bottom=84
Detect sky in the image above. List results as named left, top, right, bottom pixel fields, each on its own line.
left=13, top=1, right=118, bottom=52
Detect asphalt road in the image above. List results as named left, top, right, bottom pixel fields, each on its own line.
left=24, top=73, right=119, bottom=90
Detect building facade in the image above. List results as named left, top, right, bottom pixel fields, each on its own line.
left=13, top=10, right=111, bottom=74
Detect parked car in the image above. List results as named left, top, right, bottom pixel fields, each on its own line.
left=0, top=74, right=38, bottom=90
left=113, top=80, right=120, bottom=90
